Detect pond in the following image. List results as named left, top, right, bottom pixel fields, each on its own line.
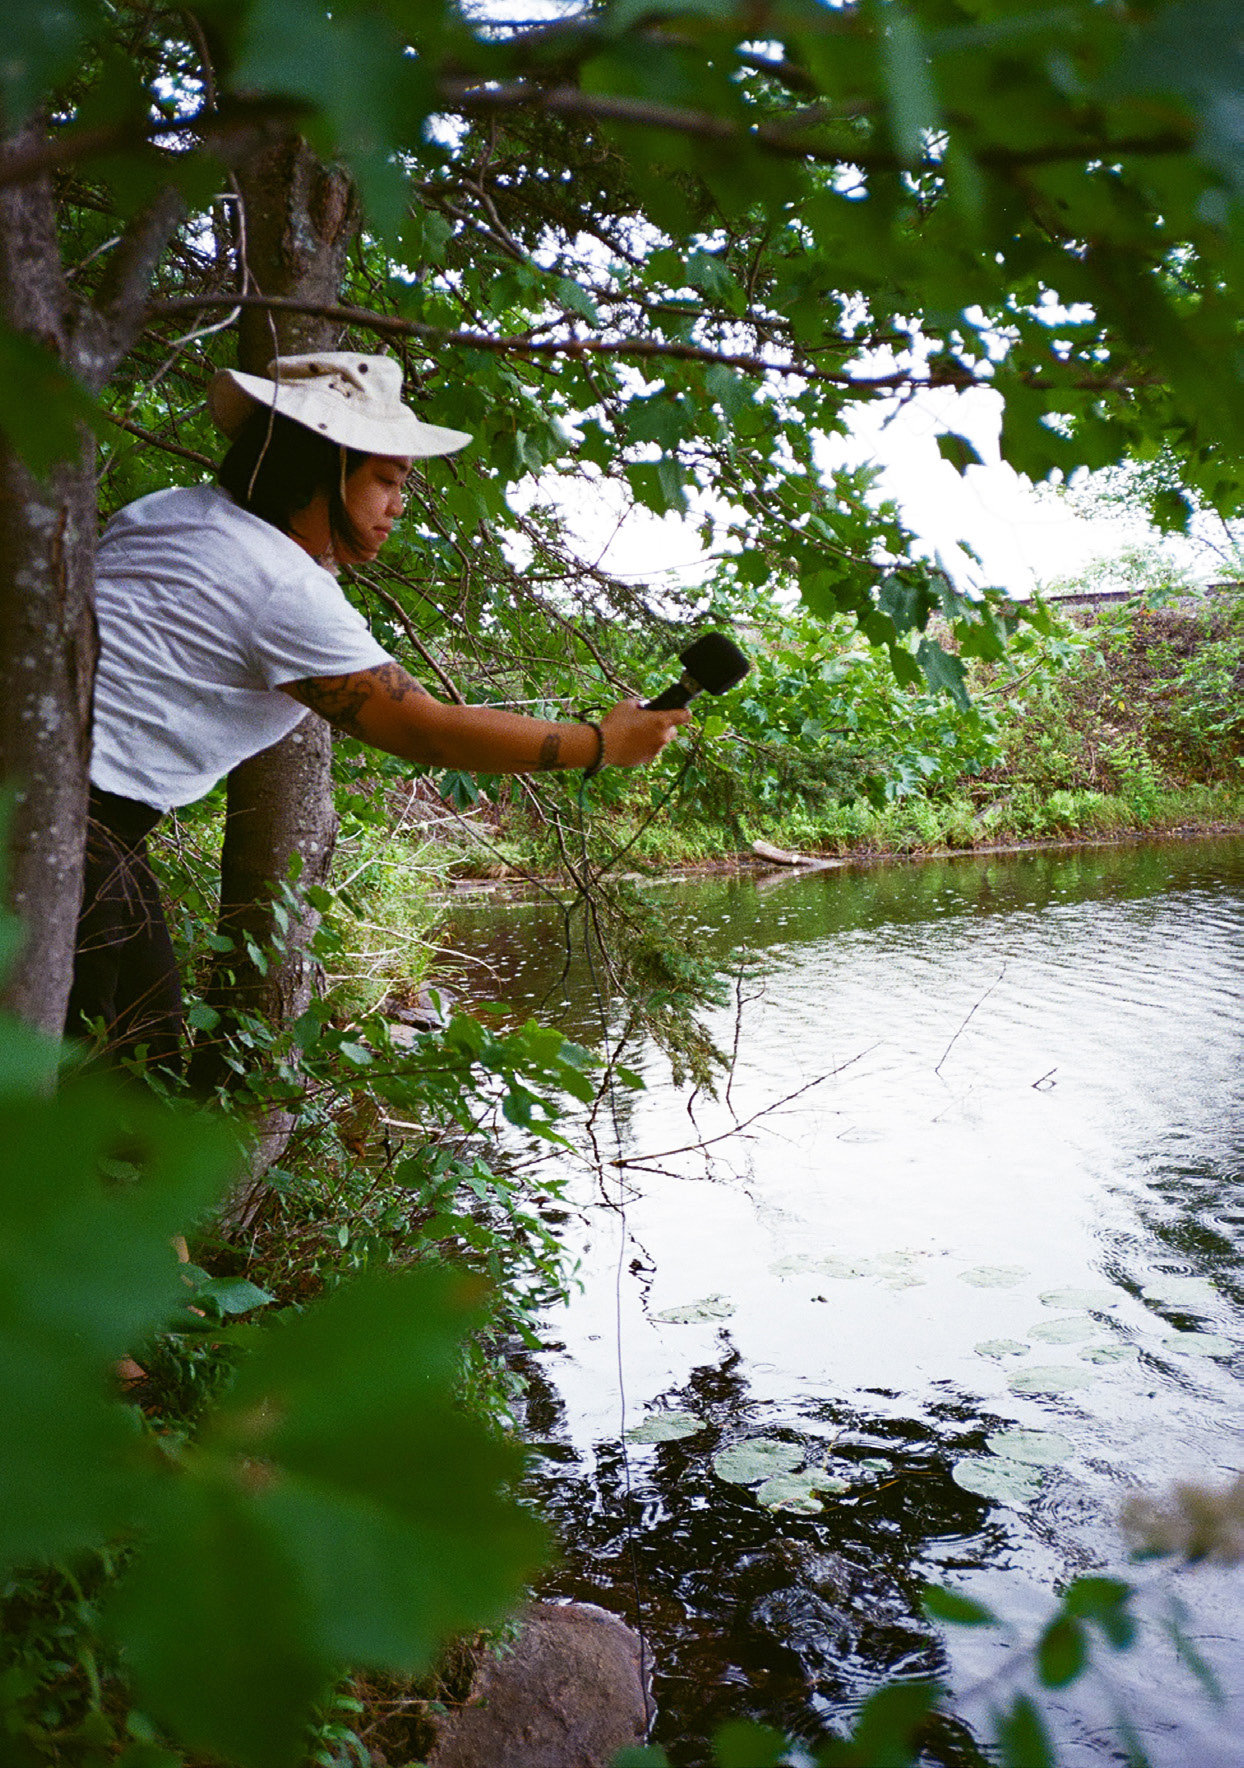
left=435, top=836, right=1244, bottom=1767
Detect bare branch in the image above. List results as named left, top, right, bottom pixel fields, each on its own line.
left=105, top=411, right=215, bottom=468
left=147, top=290, right=950, bottom=388
left=611, top=1045, right=880, bottom=1170
left=0, top=99, right=307, bottom=193
left=437, top=78, right=1194, bottom=171
left=92, top=185, right=187, bottom=374
left=348, top=572, right=466, bottom=702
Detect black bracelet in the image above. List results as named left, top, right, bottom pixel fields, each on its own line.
left=581, top=719, right=605, bottom=779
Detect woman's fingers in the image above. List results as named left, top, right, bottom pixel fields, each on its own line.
left=599, top=699, right=691, bottom=766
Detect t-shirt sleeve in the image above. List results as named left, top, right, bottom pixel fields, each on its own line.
left=250, top=565, right=394, bottom=688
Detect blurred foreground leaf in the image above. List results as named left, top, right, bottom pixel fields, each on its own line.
left=0, top=1046, right=237, bottom=1571
left=108, top=1266, right=548, bottom=1768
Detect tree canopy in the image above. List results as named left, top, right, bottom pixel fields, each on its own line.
left=6, top=0, right=1244, bottom=688
left=3, top=0, right=1244, bottom=1027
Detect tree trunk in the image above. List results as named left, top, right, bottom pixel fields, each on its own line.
left=0, top=444, right=97, bottom=1034
left=0, top=127, right=97, bottom=1034
left=190, top=138, right=359, bottom=1143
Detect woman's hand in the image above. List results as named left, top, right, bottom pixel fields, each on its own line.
left=598, top=699, right=690, bottom=767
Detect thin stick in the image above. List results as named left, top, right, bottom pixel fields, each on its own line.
left=934, top=964, right=1007, bottom=1079
left=611, top=1045, right=878, bottom=1168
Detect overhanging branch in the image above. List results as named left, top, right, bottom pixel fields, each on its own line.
left=437, top=78, right=1194, bottom=171
left=148, top=290, right=962, bottom=389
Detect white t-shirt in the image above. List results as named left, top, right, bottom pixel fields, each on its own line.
left=90, top=484, right=393, bottom=810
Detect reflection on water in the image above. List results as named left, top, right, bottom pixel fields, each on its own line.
left=436, top=838, right=1244, bottom=1766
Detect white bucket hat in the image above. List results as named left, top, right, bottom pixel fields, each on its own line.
left=208, top=351, right=473, bottom=459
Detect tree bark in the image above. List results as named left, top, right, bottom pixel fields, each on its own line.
left=0, top=438, right=97, bottom=1034
left=0, top=117, right=171, bottom=1034
left=0, top=125, right=96, bottom=1032
left=190, top=139, right=359, bottom=1129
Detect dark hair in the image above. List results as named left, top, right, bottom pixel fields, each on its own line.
left=218, top=408, right=369, bottom=556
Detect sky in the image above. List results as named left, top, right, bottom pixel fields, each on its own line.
left=551, top=386, right=1180, bottom=606
left=469, top=3, right=1223, bottom=604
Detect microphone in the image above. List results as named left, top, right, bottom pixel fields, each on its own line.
left=642, top=631, right=751, bottom=711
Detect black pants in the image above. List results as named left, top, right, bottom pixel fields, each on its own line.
left=65, top=789, right=183, bottom=1074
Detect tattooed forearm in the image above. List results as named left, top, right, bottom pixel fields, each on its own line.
left=537, top=732, right=561, bottom=771
left=285, top=663, right=428, bottom=738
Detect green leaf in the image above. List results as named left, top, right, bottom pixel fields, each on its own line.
left=937, top=432, right=985, bottom=474
left=0, top=1334, right=143, bottom=1571
left=1103, top=0, right=1244, bottom=193
left=0, top=1064, right=237, bottom=1570
left=193, top=1276, right=276, bottom=1317
left=0, top=324, right=102, bottom=478
left=713, top=1719, right=789, bottom=1767
left=878, top=0, right=940, bottom=164
left=108, top=1475, right=332, bottom=1768
left=922, top=1585, right=998, bottom=1628
left=1063, top=1577, right=1137, bottom=1649
left=1164, top=1603, right=1225, bottom=1705
left=626, top=459, right=688, bottom=516
left=995, top=1694, right=1054, bottom=1768
left=685, top=248, right=745, bottom=315
left=877, top=574, right=930, bottom=636
left=1149, top=487, right=1193, bottom=533
left=0, top=0, right=96, bottom=124
left=915, top=638, right=970, bottom=709
left=556, top=275, right=600, bottom=322
left=1037, top=1615, right=1088, bottom=1688
left=824, top=1678, right=941, bottom=1767
left=208, top=1267, right=546, bottom=1648
left=108, top=1266, right=546, bottom=1768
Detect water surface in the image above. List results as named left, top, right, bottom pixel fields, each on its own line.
left=437, top=838, right=1244, bottom=1766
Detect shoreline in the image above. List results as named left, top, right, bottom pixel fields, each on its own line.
left=443, top=815, right=1244, bottom=893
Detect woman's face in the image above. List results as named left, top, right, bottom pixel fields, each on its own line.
left=340, top=454, right=412, bottom=561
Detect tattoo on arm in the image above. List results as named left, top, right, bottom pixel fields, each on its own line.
left=285, top=663, right=428, bottom=739
left=537, top=733, right=561, bottom=771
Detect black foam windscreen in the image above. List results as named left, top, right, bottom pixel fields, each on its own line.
left=642, top=631, right=751, bottom=710
left=680, top=631, right=751, bottom=694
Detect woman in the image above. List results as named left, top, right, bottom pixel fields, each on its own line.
left=69, top=350, right=687, bottom=1068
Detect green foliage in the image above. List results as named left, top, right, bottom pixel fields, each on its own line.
left=0, top=324, right=103, bottom=478
left=108, top=1266, right=546, bottom=1768
left=24, top=0, right=1244, bottom=702
left=0, top=1066, right=237, bottom=1572
left=0, top=1008, right=548, bottom=1768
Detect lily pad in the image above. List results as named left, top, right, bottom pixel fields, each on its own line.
left=812, top=1255, right=872, bottom=1279
left=1008, top=1364, right=1096, bottom=1394
left=770, top=1254, right=818, bottom=1277
left=883, top=1273, right=926, bottom=1290
left=1038, top=1287, right=1118, bottom=1312
left=712, top=1438, right=803, bottom=1486
left=626, top=1411, right=706, bottom=1444
left=985, top=1429, right=1074, bottom=1466
left=860, top=1457, right=892, bottom=1472
left=756, top=1470, right=851, bottom=1513
left=653, top=1294, right=734, bottom=1324
left=1142, top=1277, right=1216, bottom=1312
left=1027, top=1316, right=1099, bottom=1344
left=952, top=1458, right=1044, bottom=1505
left=1162, top=1331, right=1234, bottom=1358
left=975, top=1339, right=1029, bottom=1361
left=1080, top=1342, right=1138, bottom=1364
left=959, top=1264, right=1029, bottom=1288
